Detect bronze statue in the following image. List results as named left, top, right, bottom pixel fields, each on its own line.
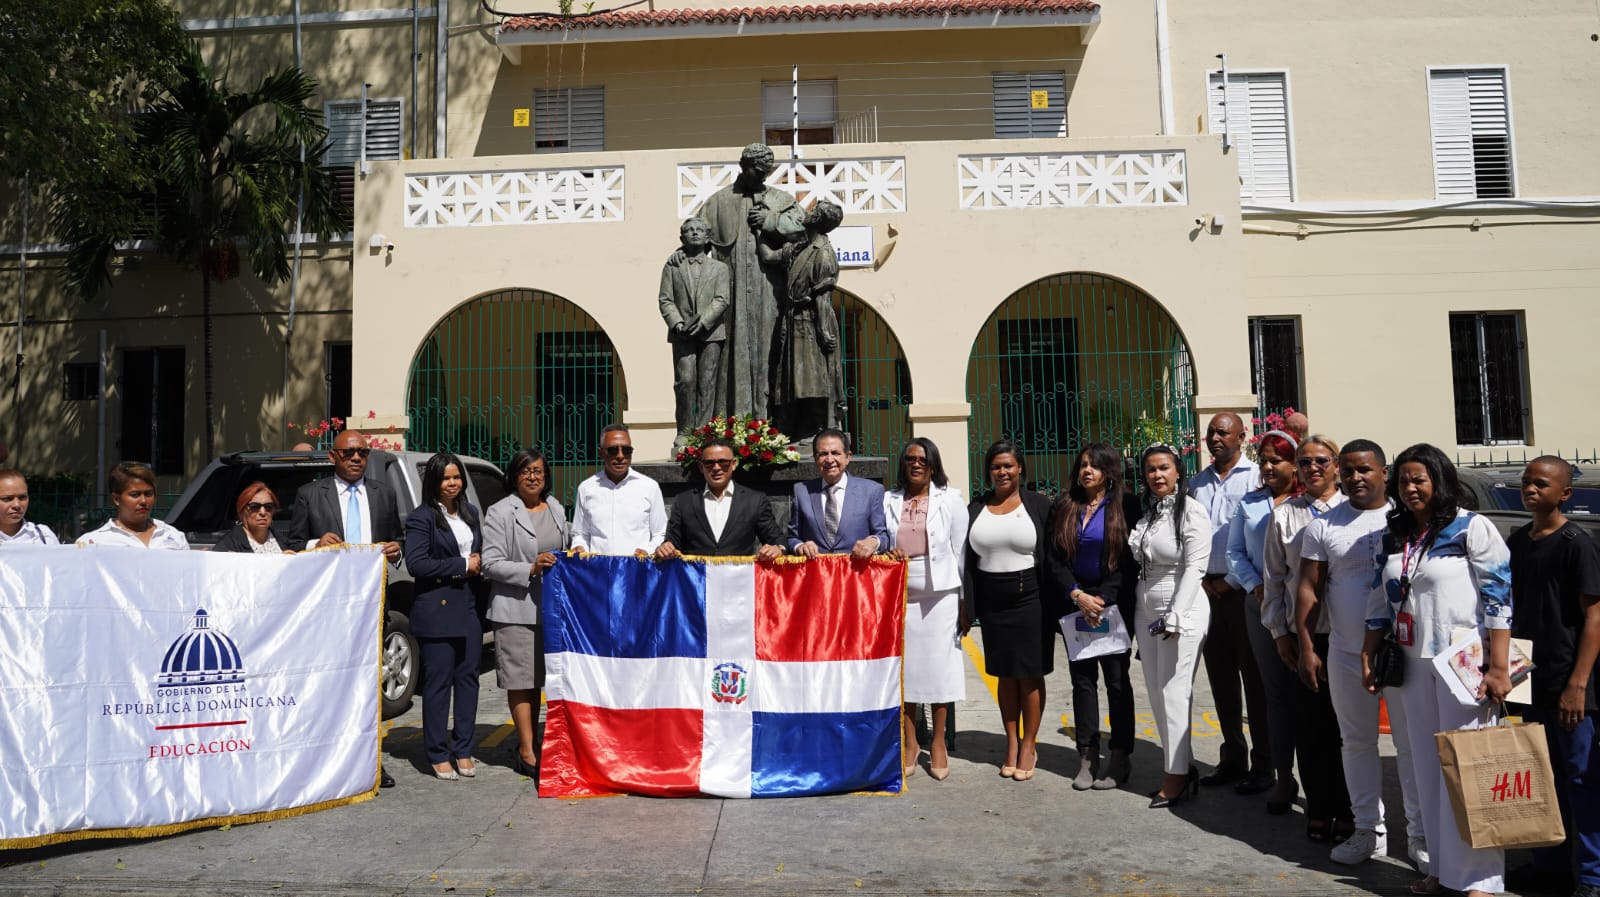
left=659, top=217, right=730, bottom=448
left=767, top=199, right=846, bottom=441
left=697, top=143, right=804, bottom=422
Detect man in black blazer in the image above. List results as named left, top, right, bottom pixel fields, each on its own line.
left=656, top=439, right=784, bottom=560
left=287, top=429, right=403, bottom=789
left=289, top=430, right=404, bottom=560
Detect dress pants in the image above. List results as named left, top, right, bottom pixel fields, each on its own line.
left=1525, top=708, right=1600, bottom=887
left=1298, top=635, right=1353, bottom=821
left=1244, top=595, right=1299, bottom=774
left=1137, top=614, right=1209, bottom=776
left=1327, top=645, right=1424, bottom=836
left=1203, top=587, right=1271, bottom=773
left=420, top=635, right=482, bottom=764
left=1395, top=663, right=1503, bottom=893
left=1069, top=650, right=1135, bottom=753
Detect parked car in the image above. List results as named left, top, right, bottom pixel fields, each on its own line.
left=1454, top=462, right=1600, bottom=541
left=166, top=449, right=511, bottom=719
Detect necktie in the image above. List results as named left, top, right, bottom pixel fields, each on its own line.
left=824, top=485, right=840, bottom=546
left=346, top=484, right=363, bottom=543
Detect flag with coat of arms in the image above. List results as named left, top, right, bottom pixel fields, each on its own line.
left=538, top=553, right=907, bottom=798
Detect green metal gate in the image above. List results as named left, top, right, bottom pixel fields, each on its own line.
left=406, top=289, right=625, bottom=508
left=833, top=289, right=912, bottom=460
left=966, top=273, right=1197, bottom=496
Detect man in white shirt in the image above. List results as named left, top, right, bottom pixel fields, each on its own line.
left=0, top=470, right=60, bottom=545
left=1188, top=411, right=1270, bottom=791
left=569, top=424, right=667, bottom=556
left=786, top=429, right=888, bottom=560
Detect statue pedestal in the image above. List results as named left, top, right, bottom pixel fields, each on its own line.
left=632, top=457, right=891, bottom=524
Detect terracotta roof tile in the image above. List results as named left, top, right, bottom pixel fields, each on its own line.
left=501, top=0, right=1099, bottom=33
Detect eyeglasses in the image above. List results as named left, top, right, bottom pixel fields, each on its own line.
left=903, top=456, right=930, bottom=468
left=602, top=445, right=635, bottom=458
left=518, top=467, right=547, bottom=479
left=335, top=447, right=371, bottom=459
left=1296, top=457, right=1334, bottom=468
left=245, top=502, right=278, bottom=514
left=700, top=458, right=734, bottom=469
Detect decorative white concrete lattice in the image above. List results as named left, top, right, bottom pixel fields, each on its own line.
left=676, top=159, right=907, bottom=218
left=957, top=152, right=1188, bottom=209
left=404, top=167, right=625, bottom=227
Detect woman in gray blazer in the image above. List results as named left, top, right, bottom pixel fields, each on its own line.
left=482, top=449, right=567, bottom=777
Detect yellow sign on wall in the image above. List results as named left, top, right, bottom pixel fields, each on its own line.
left=1030, top=90, right=1050, bottom=110
left=513, top=108, right=530, bottom=127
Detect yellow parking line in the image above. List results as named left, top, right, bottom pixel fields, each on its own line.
left=962, top=634, right=998, bottom=704
left=480, top=719, right=517, bottom=749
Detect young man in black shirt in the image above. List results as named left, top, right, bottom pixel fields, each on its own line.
left=1508, top=456, right=1600, bottom=897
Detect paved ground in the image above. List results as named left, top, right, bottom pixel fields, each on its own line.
left=0, top=637, right=1535, bottom=896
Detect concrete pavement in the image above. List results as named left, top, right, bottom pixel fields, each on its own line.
left=0, top=636, right=1528, bottom=896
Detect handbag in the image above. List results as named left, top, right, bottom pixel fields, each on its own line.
left=1436, top=715, right=1566, bottom=849
left=1371, top=627, right=1405, bottom=688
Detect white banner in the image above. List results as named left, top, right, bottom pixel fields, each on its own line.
left=0, top=546, right=385, bottom=847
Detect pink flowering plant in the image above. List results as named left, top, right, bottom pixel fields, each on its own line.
left=675, top=414, right=800, bottom=470
left=1246, top=407, right=1298, bottom=460
left=288, top=410, right=402, bottom=451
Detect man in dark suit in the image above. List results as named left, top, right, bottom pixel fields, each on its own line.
left=287, top=429, right=404, bottom=788
left=655, top=439, right=784, bottom=560
left=787, top=429, right=888, bottom=560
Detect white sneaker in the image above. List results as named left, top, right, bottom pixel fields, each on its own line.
left=1407, top=837, right=1430, bottom=872
left=1329, top=828, right=1386, bottom=865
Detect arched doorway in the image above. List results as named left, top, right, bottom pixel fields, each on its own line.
left=965, top=273, right=1196, bottom=495
left=832, top=289, right=912, bottom=460
left=406, top=289, right=626, bottom=506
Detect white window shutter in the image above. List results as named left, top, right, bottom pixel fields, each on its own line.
left=534, top=86, right=605, bottom=153
left=322, top=98, right=404, bottom=167
left=761, top=81, right=838, bottom=129
left=1208, top=72, right=1291, bottom=202
left=1429, top=68, right=1513, bottom=199
left=992, top=72, right=1066, bottom=139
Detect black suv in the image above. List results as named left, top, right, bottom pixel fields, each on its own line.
left=1455, top=463, right=1600, bottom=541
left=166, top=449, right=510, bottom=719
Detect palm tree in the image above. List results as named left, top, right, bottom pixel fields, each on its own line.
left=59, top=41, right=347, bottom=457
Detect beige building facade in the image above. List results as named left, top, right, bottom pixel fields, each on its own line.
left=3, top=0, right=1597, bottom=518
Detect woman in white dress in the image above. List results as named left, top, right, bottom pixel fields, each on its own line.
left=884, top=438, right=967, bottom=781
left=1129, top=443, right=1212, bottom=807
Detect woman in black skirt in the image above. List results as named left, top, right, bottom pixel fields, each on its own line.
left=963, top=440, right=1059, bottom=781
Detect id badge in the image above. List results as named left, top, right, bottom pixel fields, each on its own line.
left=1395, top=611, right=1415, bottom=647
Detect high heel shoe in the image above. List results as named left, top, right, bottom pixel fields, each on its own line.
left=1147, top=766, right=1199, bottom=808
left=928, top=766, right=950, bottom=781
left=999, top=765, right=1017, bottom=778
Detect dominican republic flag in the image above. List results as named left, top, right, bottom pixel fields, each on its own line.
left=538, top=554, right=907, bottom=798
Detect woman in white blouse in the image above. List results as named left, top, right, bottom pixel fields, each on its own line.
left=1260, top=435, right=1351, bottom=836
left=1129, top=443, right=1211, bottom=808
left=883, top=437, right=967, bottom=781
left=76, top=462, right=189, bottom=550
left=1364, top=444, right=1512, bottom=897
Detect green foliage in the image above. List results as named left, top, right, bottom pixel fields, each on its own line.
left=0, top=0, right=185, bottom=188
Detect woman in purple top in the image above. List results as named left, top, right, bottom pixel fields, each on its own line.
left=1050, top=444, right=1141, bottom=790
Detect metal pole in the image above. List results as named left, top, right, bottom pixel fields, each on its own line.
left=15, top=171, right=27, bottom=404
left=1216, top=52, right=1232, bottom=152
left=411, top=0, right=420, bottom=160
left=791, top=64, right=800, bottom=159
left=286, top=0, right=305, bottom=447
left=97, top=330, right=107, bottom=507
left=360, top=82, right=372, bottom=176
left=435, top=0, right=448, bottom=158
left=1154, top=0, right=1174, bottom=136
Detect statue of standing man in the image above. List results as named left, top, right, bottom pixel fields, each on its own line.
left=698, top=143, right=805, bottom=423
left=659, top=217, right=730, bottom=450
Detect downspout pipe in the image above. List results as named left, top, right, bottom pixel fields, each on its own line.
left=1154, top=0, right=1174, bottom=136
left=435, top=0, right=448, bottom=158
left=15, top=172, right=26, bottom=404
left=285, top=0, right=305, bottom=446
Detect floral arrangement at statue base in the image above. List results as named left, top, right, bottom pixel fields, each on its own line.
left=675, top=415, right=800, bottom=470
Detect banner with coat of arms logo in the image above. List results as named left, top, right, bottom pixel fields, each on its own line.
left=538, top=554, right=907, bottom=798
left=0, top=546, right=385, bottom=847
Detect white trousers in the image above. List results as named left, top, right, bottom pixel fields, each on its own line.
left=1136, top=622, right=1208, bottom=776
left=1326, top=646, right=1424, bottom=836
left=1396, top=664, right=1503, bottom=893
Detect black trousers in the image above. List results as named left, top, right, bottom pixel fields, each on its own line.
left=1300, top=634, right=1353, bottom=820
left=1202, top=585, right=1271, bottom=773
left=1069, top=649, right=1135, bottom=753
left=420, top=635, right=481, bottom=764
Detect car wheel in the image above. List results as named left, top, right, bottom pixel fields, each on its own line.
left=381, top=611, right=420, bottom=720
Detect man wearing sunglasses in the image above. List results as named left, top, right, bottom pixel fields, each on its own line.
left=569, top=424, right=667, bottom=557
left=290, top=430, right=404, bottom=561
left=288, top=429, right=405, bottom=789
left=656, top=438, right=784, bottom=560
